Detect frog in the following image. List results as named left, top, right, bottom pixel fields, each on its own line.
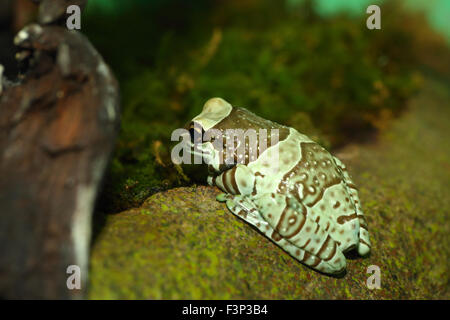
left=184, top=97, right=371, bottom=275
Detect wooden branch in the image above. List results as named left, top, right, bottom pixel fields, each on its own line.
left=0, top=19, right=120, bottom=299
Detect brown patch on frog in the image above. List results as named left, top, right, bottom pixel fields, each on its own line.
left=337, top=212, right=358, bottom=224
left=300, top=239, right=311, bottom=249
left=255, top=172, right=265, bottom=178
left=278, top=142, right=342, bottom=208
left=271, top=230, right=282, bottom=241
left=212, top=107, right=290, bottom=165
left=229, top=166, right=239, bottom=194
left=274, top=198, right=307, bottom=239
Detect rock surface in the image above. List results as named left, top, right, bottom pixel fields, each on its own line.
left=89, top=76, right=449, bottom=299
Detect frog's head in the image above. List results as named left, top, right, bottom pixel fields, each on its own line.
left=189, top=98, right=233, bottom=132
left=184, top=97, right=288, bottom=173
left=183, top=98, right=233, bottom=173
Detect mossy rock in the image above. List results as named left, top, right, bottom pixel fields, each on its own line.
left=89, top=186, right=374, bottom=299
left=89, top=77, right=449, bottom=299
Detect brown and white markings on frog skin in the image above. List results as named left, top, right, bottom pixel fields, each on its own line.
left=186, top=97, right=371, bottom=275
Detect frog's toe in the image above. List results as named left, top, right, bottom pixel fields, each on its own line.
left=291, top=241, right=347, bottom=275
left=357, top=237, right=371, bottom=256
left=317, top=239, right=347, bottom=274
left=357, top=227, right=371, bottom=256
left=216, top=193, right=229, bottom=202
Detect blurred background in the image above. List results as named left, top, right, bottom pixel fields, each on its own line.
left=83, top=0, right=449, bottom=213
left=1, top=0, right=449, bottom=299
left=2, top=0, right=448, bottom=212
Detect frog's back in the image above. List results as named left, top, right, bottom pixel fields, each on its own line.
left=275, top=139, right=361, bottom=252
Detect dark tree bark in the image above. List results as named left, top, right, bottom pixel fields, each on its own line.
left=0, top=10, right=120, bottom=299
left=36, top=0, right=87, bottom=25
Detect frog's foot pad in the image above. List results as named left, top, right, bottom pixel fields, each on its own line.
left=357, top=236, right=371, bottom=256
left=216, top=193, right=232, bottom=202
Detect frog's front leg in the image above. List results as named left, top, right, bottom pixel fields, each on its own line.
left=333, top=156, right=371, bottom=256
left=208, top=164, right=256, bottom=196
left=217, top=193, right=269, bottom=231
left=211, top=164, right=266, bottom=226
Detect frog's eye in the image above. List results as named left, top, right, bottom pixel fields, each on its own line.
left=188, top=122, right=204, bottom=145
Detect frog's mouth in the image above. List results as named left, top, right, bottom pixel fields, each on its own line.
left=187, top=121, right=204, bottom=145
left=181, top=121, right=214, bottom=165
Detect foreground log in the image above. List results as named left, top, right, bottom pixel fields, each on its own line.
left=0, top=23, right=120, bottom=299
left=35, top=0, right=86, bottom=25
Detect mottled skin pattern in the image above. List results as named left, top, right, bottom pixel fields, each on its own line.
left=186, top=98, right=371, bottom=274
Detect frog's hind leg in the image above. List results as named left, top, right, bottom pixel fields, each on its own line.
left=220, top=193, right=346, bottom=275
left=217, top=193, right=265, bottom=228
left=333, top=156, right=371, bottom=256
